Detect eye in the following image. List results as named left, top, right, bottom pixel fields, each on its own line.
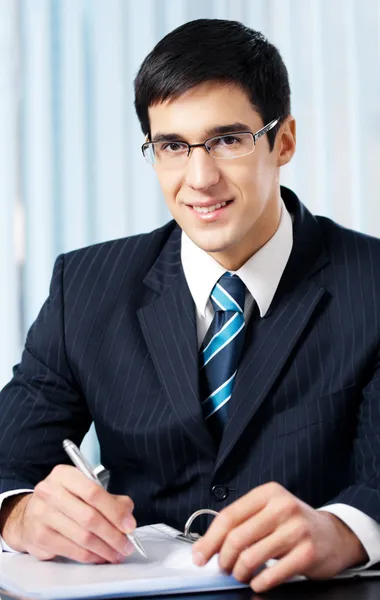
left=207, top=134, right=242, bottom=150
left=219, top=135, right=241, bottom=145
left=160, top=142, right=188, bottom=153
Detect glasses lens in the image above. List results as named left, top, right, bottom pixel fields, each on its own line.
left=207, top=133, right=254, bottom=159
left=155, top=141, right=189, bottom=165
left=144, top=141, right=189, bottom=166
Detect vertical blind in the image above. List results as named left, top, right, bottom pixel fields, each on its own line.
left=1, top=0, right=380, bottom=458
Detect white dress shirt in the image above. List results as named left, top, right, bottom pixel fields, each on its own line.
left=181, top=200, right=380, bottom=569
left=2, top=202, right=380, bottom=567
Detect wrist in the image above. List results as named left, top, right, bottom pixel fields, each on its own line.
left=0, top=493, right=32, bottom=552
left=320, top=510, right=368, bottom=569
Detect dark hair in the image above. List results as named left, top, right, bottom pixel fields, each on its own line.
left=134, top=18, right=291, bottom=150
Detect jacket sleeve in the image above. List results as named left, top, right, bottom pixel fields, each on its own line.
left=324, top=352, right=380, bottom=524
left=0, top=254, right=92, bottom=493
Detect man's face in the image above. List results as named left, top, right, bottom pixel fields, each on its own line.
left=148, top=82, right=295, bottom=270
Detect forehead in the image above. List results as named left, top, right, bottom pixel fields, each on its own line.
left=148, top=81, right=262, bottom=138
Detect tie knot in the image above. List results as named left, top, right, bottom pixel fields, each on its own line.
left=210, top=273, right=245, bottom=313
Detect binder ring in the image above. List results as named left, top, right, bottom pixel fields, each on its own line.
left=184, top=509, right=219, bottom=539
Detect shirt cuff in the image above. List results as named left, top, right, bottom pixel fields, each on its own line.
left=319, top=503, right=380, bottom=569
left=0, top=489, right=33, bottom=553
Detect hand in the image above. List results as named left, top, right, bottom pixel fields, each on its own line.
left=0, top=465, right=136, bottom=564
left=192, top=482, right=368, bottom=592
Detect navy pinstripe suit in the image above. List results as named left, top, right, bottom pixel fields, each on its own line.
left=1, top=186, right=380, bottom=534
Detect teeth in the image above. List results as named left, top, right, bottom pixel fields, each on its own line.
left=193, top=201, right=227, bottom=214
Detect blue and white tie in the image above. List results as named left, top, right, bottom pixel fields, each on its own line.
left=199, top=273, right=246, bottom=444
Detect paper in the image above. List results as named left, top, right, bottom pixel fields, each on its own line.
left=1, top=523, right=380, bottom=599
left=0, top=524, right=246, bottom=599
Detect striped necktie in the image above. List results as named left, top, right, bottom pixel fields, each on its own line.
left=199, top=272, right=246, bottom=444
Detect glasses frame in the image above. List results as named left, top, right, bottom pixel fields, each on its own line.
left=141, top=118, right=280, bottom=165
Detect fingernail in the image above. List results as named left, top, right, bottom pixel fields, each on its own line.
left=193, top=551, right=206, bottom=566
left=123, top=516, right=136, bottom=533
left=124, top=541, right=135, bottom=556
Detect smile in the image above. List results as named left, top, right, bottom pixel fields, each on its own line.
left=192, top=201, right=228, bottom=214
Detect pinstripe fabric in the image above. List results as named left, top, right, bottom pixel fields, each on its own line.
left=1, top=186, right=380, bottom=534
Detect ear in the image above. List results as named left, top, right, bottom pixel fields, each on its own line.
left=276, top=117, right=296, bottom=167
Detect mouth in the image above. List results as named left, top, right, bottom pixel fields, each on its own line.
left=188, top=200, right=233, bottom=221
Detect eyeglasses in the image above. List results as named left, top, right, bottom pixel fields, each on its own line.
left=141, top=118, right=279, bottom=167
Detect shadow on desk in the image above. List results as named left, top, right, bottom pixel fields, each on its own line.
left=157, top=579, right=380, bottom=600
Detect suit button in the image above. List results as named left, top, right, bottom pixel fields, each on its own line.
left=211, top=484, right=229, bottom=501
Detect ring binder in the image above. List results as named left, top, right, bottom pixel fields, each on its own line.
left=176, top=509, right=219, bottom=543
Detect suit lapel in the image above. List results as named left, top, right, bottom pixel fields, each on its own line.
left=137, top=225, right=215, bottom=459
left=215, top=188, right=330, bottom=472
left=137, top=188, right=331, bottom=469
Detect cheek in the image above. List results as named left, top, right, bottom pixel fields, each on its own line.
left=235, top=159, right=274, bottom=199
left=156, top=172, right=182, bottom=206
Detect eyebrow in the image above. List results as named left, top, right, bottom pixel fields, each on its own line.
left=151, top=122, right=252, bottom=143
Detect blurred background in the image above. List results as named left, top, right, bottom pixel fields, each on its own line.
left=1, top=0, right=380, bottom=461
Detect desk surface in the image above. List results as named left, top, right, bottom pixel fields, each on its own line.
left=1, top=579, right=380, bottom=600
left=157, top=579, right=380, bottom=600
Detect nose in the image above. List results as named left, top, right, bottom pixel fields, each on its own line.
left=184, top=146, right=221, bottom=191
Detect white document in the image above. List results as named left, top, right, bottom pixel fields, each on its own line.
left=1, top=523, right=380, bottom=599
left=0, top=524, right=246, bottom=599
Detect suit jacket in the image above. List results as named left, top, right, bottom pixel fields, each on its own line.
left=1, top=186, right=380, bottom=534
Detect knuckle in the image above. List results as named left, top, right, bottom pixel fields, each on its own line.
left=267, top=481, right=283, bottom=494
left=218, top=509, right=234, bottom=529
left=226, top=530, right=244, bottom=551
left=293, top=518, right=310, bottom=540
left=50, top=464, right=66, bottom=479
left=281, top=497, right=299, bottom=518
left=85, top=484, right=102, bottom=505
left=81, top=508, right=99, bottom=529
left=302, top=540, right=317, bottom=564
left=286, top=499, right=301, bottom=517
left=118, top=495, right=134, bottom=512
left=79, top=530, right=96, bottom=548
left=271, top=495, right=299, bottom=520
left=34, top=481, right=50, bottom=499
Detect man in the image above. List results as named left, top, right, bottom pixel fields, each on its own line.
left=0, top=18, right=380, bottom=593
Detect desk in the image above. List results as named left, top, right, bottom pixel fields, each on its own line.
left=1, top=580, right=380, bottom=600
left=159, top=579, right=380, bottom=600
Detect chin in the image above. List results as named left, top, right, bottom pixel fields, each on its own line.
left=194, top=237, right=235, bottom=255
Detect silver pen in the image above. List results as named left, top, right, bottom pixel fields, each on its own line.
left=63, top=439, right=148, bottom=559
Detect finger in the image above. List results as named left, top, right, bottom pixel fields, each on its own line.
left=41, top=467, right=135, bottom=534
left=218, top=507, right=276, bottom=573
left=35, top=482, right=132, bottom=557
left=42, top=508, right=134, bottom=563
left=25, top=525, right=109, bottom=565
left=250, top=542, right=315, bottom=593
left=232, top=528, right=294, bottom=583
left=193, top=482, right=286, bottom=564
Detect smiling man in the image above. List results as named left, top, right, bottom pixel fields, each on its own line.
left=1, top=18, right=380, bottom=594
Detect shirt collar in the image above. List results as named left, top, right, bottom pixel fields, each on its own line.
left=181, top=200, right=293, bottom=318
